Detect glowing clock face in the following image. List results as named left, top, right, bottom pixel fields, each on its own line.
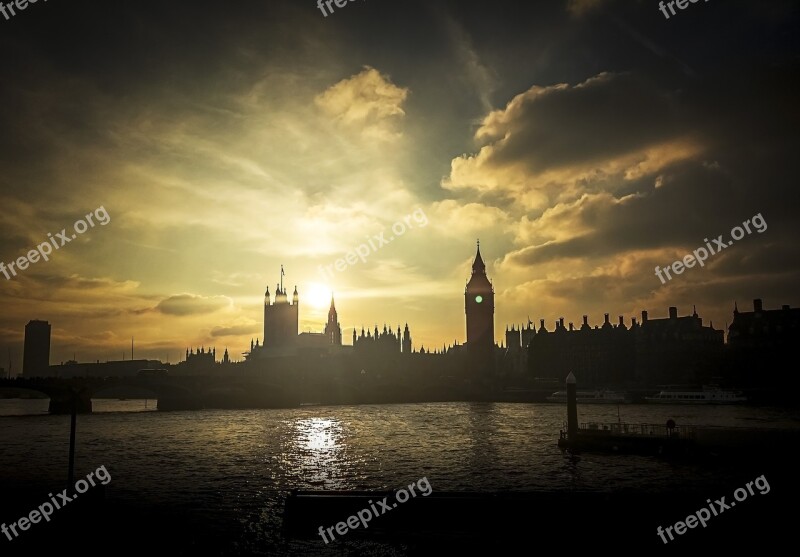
left=475, top=295, right=483, bottom=303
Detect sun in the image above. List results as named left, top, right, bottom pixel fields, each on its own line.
left=304, top=282, right=332, bottom=310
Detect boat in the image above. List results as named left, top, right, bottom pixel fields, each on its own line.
left=546, top=390, right=631, bottom=404
left=644, top=389, right=747, bottom=404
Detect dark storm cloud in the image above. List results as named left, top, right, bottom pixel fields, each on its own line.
left=504, top=161, right=768, bottom=266
left=477, top=72, right=683, bottom=173
left=447, top=2, right=799, bottom=293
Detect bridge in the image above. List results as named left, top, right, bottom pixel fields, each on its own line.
left=0, top=376, right=299, bottom=414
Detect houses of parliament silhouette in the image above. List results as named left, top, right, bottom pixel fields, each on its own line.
left=186, top=242, right=795, bottom=391
left=245, top=243, right=490, bottom=362
left=19, top=242, right=800, bottom=395
left=246, top=264, right=412, bottom=361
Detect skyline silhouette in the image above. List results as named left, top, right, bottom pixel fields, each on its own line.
left=1, top=1, right=798, bottom=374
left=7, top=243, right=778, bottom=373
left=1, top=1, right=798, bottom=553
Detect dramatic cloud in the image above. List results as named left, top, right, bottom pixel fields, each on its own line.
left=314, top=67, right=409, bottom=141
left=444, top=72, right=701, bottom=210
left=0, top=0, right=797, bottom=367
left=430, top=200, right=510, bottom=238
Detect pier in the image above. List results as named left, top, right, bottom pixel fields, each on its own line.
left=556, top=372, right=800, bottom=457
left=559, top=420, right=696, bottom=455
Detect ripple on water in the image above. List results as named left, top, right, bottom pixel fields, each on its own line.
left=1, top=401, right=798, bottom=552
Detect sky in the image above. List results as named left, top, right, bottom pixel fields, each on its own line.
left=0, top=0, right=797, bottom=370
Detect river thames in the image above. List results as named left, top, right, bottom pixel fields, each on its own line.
left=1, top=401, right=798, bottom=554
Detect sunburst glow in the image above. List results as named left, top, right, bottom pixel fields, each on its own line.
left=304, top=283, right=332, bottom=310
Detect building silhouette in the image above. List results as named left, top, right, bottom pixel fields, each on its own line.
left=324, top=295, right=342, bottom=346
left=184, top=346, right=217, bottom=371
left=465, top=241, right=495, bottom=379
left=635, top=306, right=723, bottom=386
left=263, top=266, right=298, bottom=349
left=727, top=298, right=800, bottom=389
left=249, top=268, right=418, bottom=361
left=402, top=323, right=412, bottom=354
left=23, top=319, right=51, bottom=377
left=523, top=306, right=723, bottom=387
left=501, top=322, right=535, bottom=379
left=352, top=324, right=407, bottom=356
left=728, top=298, right=799, bottom=349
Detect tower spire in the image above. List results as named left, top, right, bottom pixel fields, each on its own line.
left=472, top=240, right=486, bottom=274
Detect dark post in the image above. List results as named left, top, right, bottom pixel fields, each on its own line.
left=67, top=390, right=77, bottom=488
left=566, top=372, right=578, bottom=440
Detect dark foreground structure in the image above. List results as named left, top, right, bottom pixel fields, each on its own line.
left=282, top=461, right=797, bottom=553
left=5, top=470, right=795, bottom=555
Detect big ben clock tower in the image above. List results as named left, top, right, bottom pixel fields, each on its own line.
left=465, top=241, right=495, bottom=379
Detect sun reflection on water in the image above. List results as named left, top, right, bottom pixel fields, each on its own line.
left=291, top=417, right=348, bottom=489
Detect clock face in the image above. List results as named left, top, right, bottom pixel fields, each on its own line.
left=475, top=295, right=483, bottom=303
